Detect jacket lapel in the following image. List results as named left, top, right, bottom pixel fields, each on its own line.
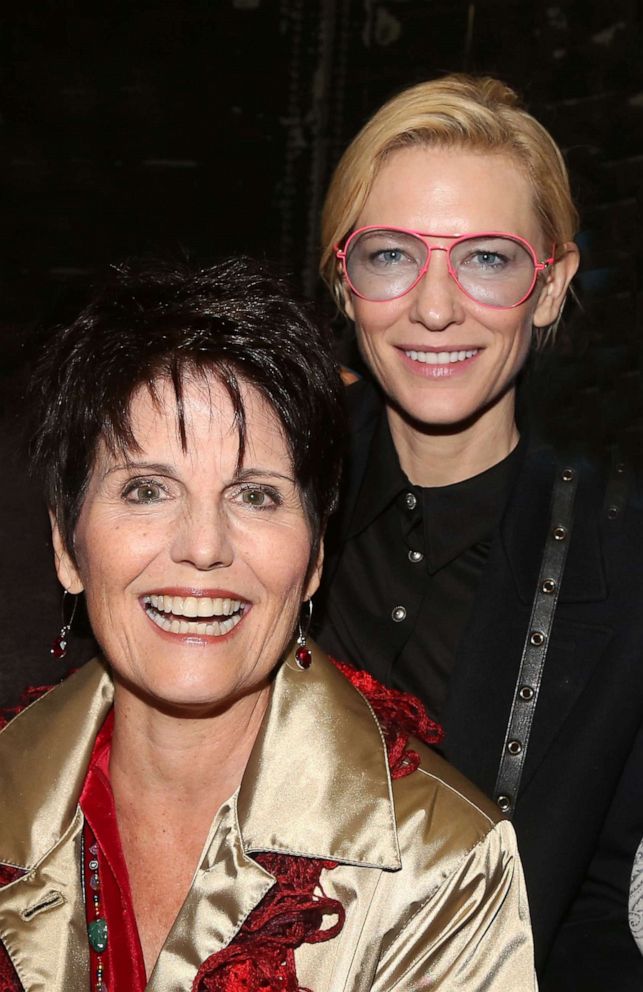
left=0, top=811, right=87, bottom=992
left=0, top=661, right=113, bottom=992
left=146, top=795, right=275, bottom=992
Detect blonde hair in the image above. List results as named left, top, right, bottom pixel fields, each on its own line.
left=320, top=74, right=579, bottom=313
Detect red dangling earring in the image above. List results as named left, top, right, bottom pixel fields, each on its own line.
left=51, top=590, right=78, bottom=660
left=294, top=599, right=313, bottom=670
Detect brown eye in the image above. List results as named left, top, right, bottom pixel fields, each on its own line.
left=123, top=481, right=165, bottom=503
left=241, top=488, right=267, bottom=507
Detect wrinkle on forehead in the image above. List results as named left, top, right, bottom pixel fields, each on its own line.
left=101, top=368, right=291, bottom=479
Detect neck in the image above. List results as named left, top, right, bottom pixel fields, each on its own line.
left=386, top=391, right=520, bottom=487
left=109, top=680, right=271, bottom=811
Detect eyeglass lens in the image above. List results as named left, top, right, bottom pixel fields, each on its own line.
left=345, top=229, right=537, bottom=307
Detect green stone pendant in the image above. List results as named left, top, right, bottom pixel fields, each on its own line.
left=88, top=917, right=108, bottom=953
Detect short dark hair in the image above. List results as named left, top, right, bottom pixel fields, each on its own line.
left=28, top=256, right=345, bottom=566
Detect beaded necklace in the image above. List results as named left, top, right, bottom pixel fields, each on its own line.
left=81, top=825, right=109, bottom=992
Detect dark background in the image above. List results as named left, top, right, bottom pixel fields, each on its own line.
left=0, top=0, right=642, bottom=703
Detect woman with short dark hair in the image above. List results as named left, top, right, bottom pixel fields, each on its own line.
left=0, top=257, right=536, bottom=990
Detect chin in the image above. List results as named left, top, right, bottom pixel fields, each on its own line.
left=389, top=391, right=487, bottom=432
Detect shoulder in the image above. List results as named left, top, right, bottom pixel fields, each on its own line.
left=328, top=654, right=509, bottom=877
left=392, top=735, right=509, bottom=877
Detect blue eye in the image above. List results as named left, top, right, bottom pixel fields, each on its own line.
left=470, top=250, right=506, bottom=269
left=371, top=248, right=405, bottom=265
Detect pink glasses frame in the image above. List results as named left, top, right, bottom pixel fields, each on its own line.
left=335, top=225, right=556, bottom=310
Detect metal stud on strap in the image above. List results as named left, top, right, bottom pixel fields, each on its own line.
left=493, top=465, right=578, bottom=817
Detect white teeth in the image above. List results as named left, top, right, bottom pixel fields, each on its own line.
left=146, top=605, right=244, bottom=638
left=143, top=594, right=245, bottom=637
left=144, top=594, right=242, bottom=619
left=183, top=597, right=198, bottom=617
left=405, top=348, right=478, bottom=365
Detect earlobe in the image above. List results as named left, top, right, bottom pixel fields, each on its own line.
left=336, top=266, right=355, bottom=321
left=532, top=242, right=580, bottom=329
left=344, top=290, right=355, bottom=322
left=304, top=542, right=325, bottom=601
left=49, top=511, right=85, bottom=594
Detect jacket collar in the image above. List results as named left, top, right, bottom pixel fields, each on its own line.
left=0, top=644, right=400, bottom=875
left=239, top=642, right=401, bottom=869
left=0, top=659, right=113, bottom=870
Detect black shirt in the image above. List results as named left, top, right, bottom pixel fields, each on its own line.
left=318, top=411, right=523, bottom=720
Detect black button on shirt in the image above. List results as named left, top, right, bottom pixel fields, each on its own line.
left=321, top=413, right=523, bottom=720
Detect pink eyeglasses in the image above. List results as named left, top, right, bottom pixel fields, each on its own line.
left=336, top=226, right=555, bottom=309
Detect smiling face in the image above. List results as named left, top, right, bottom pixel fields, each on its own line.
left=343, top=145, right=578, bottom=434
left=51, top=373, right=321, bottom=714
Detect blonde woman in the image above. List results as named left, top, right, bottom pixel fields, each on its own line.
left=315, top=74, right=643, bottom=989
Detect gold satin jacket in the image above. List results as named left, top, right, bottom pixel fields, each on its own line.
left=0, top=644, right=537, bottom=991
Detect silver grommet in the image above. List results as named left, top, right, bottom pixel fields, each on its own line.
left=607, top=505, right=619, bottom=520
left=519, top=685, right=534, bottom=701
left=497, top=795, right=512, bottom=812
left=561, top=467, right=575, bottom=482
left=507, top=739, right=522, bottom=755
left=391, top=606, right=407, bottom=623
left=616, top=462, right=625, bottom=474
left=552, top=525, right=567, bottom=541
left=408, top=549, right=424, bottom=563
left=541, top=578, right=556, bottom=594
left=530, top=630, right=546, bottom=647
left=404, top=492, right=417, bottom=510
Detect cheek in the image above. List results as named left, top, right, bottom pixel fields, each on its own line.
left=74, top=517, right=153, bottom=594
left=352, top=297, right=398, bottom=334
left=352, top=301, right=403, bottom=359
left=486, top=303, right=534, bottom=355
left=252, top=528, right=312, bottom=601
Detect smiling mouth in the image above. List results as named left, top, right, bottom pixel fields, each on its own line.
left=143, top=594, right=248, bottom=636
left=404, top=348, right=479, bottom=365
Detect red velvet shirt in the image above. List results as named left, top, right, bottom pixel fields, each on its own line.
left=79, top=711, right=147, bottom=991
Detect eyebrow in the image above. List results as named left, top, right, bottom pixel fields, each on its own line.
left=102, top=462, right=296, bottom=485
left=231, top=467, right=297, bottom=485
left=103, top=461, right=176, bottom=480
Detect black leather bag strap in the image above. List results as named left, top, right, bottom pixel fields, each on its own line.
left=493, top=465, right=578, bottom=818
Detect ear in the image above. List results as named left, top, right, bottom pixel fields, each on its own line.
left=49, top=510, right=85, bottom=594
left=532, top=242, right=580, bottom=328
left=334, top=260, right=356, bottom=321
left=343, top=287, right=356, bottom=322
left=304, top=541, right=325, bottom=601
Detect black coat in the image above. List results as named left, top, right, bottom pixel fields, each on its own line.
left=315, top=379, right=643, bottom=988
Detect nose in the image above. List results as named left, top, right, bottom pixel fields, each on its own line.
left=408, top=246, right=465, bottom=331
left=170, top=502, right=234, bottom=571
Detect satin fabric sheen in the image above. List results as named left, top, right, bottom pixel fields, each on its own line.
left=0, top=645, right=537, bottom=990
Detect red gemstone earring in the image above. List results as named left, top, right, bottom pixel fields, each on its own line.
left=51, top=590, right=78, bottom=660
left=294, top=599, right=313, bottom=670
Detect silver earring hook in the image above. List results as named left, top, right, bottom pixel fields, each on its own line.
left=297, top=599, right=313, bottom=646
left=295, top=599, right=313, bottom=670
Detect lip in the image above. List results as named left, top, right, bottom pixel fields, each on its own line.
left=139, top=587, right=251, bottom=645
left=143, top=587, right=246, bottom=599
left=396, top=346, right=481, bottom=379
